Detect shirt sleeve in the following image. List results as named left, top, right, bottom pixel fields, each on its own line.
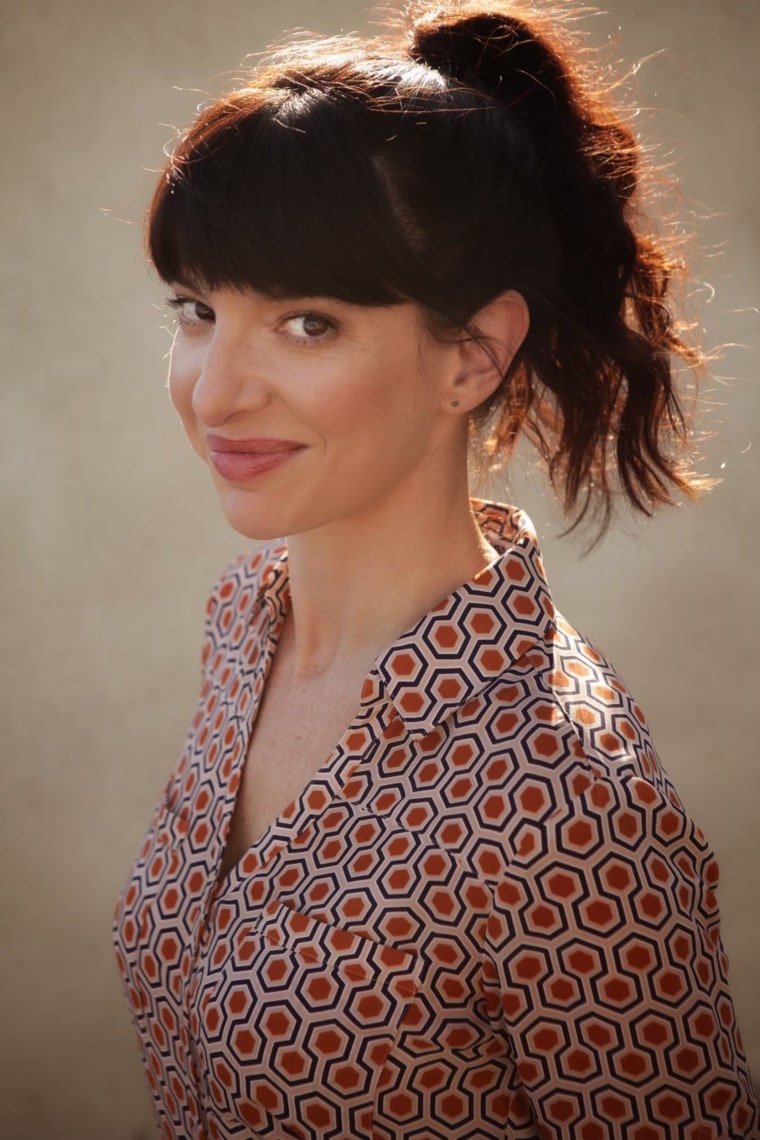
left=481, top=769, right=759, bottom=1139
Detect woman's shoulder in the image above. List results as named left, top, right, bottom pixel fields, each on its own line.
left=502, top=603, right=679, bottom=802
left=543, top=610, right=658, bottom=772
left=467, top=596, right=673, bottom=809
left=462, top=609, right=710, bottom=898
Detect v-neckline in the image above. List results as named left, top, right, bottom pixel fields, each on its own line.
left=213, top=692, right=385, bottom=896
left=211, top=603, right=387, bottom=895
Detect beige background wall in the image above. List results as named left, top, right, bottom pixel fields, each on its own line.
left=1, top=1, right=757, bottom=1136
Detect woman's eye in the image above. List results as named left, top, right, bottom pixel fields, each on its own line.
left=166, top=297, right=214, bottom=325
left=282, top=312, right=337, bottom=342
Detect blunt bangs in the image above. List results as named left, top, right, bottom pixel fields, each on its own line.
left=148, top=84, right=437, bottom=306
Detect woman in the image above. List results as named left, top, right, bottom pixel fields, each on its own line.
left=113, top=2, right=758, bottom=1136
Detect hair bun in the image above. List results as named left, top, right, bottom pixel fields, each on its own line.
left=409, top=8, right=571, bottom=126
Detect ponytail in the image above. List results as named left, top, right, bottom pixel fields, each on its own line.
left=408, top=5, right=704, bottom=528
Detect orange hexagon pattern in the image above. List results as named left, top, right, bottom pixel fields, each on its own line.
left=114, top=502, right=758, bottom=1138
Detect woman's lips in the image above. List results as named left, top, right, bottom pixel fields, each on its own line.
left=205, top=436, right=304, bottom=482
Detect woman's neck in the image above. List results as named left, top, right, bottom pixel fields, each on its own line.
left=283, top=477, right=497, bottom=682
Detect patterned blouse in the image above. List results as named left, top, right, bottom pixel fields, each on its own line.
left=114, top=501, right=758, bottom=1139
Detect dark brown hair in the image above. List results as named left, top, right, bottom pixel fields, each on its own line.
left=148, top=0, right=707, bottom=531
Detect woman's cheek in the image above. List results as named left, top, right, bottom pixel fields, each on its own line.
left=167, top=365, right=189, bottom=417
left=168, top=358, right=206, bottom=457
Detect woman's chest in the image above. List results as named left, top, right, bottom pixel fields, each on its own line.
left=218, top=665, right=367, bottom=879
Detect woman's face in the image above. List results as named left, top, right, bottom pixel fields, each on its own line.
left=167, top=285, right=464, bottom=541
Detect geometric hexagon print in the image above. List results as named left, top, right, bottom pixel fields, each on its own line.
left=114, top=501, right=759, bottom=1138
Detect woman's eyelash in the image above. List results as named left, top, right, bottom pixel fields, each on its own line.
left=166, top=296, right=214, bottom=323
left=281, top=312, right=338, bottom=342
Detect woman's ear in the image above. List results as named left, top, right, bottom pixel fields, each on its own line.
left=445, top=290, right=529, bottom=413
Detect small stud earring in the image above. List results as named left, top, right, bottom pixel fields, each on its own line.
left=451, top=399, right=460, bottom=408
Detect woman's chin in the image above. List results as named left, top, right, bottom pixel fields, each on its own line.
left=215, top=491, right=289, bottom=543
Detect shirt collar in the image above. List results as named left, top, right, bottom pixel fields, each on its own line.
left=259, top=543, right=290, bottom=635
left=253, top=501, right=555, bottom=738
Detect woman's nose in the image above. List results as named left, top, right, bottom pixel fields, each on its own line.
left=190, top=331, right=271, bottom=427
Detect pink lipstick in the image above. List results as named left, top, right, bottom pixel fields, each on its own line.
left=206, top=435, right=304, bottom=482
